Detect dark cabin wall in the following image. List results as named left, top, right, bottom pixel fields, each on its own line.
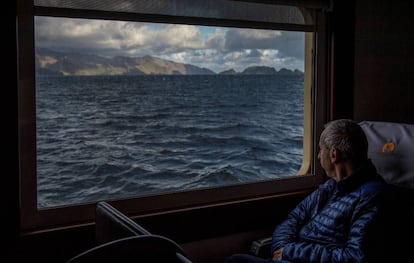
left=353, top=0, right=414, bottom=124
left=4, top=1, right=19, bottom=262
left=330, top=0, right=356, bottom=120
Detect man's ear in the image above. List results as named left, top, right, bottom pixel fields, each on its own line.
left=330, top=148, right=340, bottom=163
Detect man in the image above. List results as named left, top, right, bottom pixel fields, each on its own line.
left=226, top=119, right=388, bottom=263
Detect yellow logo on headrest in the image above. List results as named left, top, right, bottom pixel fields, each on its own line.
left=382, top=141, right=395, bottom=153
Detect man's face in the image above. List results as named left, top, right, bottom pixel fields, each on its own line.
left=318, top=135, right=334, bottom=178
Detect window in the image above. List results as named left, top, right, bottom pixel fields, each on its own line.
left=18, top=0, right=329, bottom=230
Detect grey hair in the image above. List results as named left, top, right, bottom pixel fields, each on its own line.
left=321, top=119, right=368, bottom=165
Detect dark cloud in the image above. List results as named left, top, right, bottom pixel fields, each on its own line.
left=222, top=29, right=304, bottom=59
left=35, top=17, right=304, bottom=72
left=246, top=49, right=262, bottom=58
left=274, top=31, right=305, bottom=59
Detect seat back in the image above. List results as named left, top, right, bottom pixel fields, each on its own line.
left=359, top=120, right=414, bottom=189
left=66, top=202, right=193, bottom=263
left=359, top=121, right=414, bottom=262
left=67, top=235, right=191, bottom=263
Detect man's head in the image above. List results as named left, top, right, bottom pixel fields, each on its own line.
left=318, top=119, right=369, bottom=180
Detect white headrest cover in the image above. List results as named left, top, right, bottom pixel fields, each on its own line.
left=359, top=121, right=414, bottom=189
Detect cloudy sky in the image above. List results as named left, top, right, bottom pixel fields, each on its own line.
left=35, top=16, right=304, bottom=73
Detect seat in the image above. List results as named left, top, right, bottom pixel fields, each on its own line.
left=359, top=121, right=414, bottom=262
left=66, top=235, right=191, bottom=263
left=359, top=121, right=414, bottom=189
left=249, top=120, right=414, bottom=262
left=66, top=201, right=192, bottom=263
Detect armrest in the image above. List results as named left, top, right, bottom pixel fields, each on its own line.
left=249, top=236, right=272, bottom=259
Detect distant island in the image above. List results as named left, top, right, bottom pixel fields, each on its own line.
left=36, top=48, right=304, bottom=77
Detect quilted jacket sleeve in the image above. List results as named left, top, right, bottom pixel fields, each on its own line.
left=280, top=185, right=383, bottom=263
left=271, top=183, right=329, bottom=253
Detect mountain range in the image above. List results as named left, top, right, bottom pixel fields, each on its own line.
left=35, top=48, right=304, bottom=77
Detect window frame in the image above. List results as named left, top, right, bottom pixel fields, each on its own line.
left=18, top=0, right=329, bottom=232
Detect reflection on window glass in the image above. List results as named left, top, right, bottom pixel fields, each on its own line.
left=35, top=17, right=305, bottom=208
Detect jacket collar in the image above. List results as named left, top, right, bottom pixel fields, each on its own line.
left=335, top=159, right=382, bottom=194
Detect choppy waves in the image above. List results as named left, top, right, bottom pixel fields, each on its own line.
left=36, top=75, right=304, bottom=207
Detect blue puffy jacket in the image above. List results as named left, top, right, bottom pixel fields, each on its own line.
left=271, top=160, right=387, bottom=263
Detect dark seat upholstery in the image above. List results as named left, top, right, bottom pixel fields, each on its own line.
left=360, top=121, right=414, bottom=262
left=67, top=235, right=190, bottom=263
left=66, top=201, right=192, bottom=263
left=359, top=121, right=414, bottom=189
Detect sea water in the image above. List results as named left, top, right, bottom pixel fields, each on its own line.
left=36, top=74, right=304, bottom=207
